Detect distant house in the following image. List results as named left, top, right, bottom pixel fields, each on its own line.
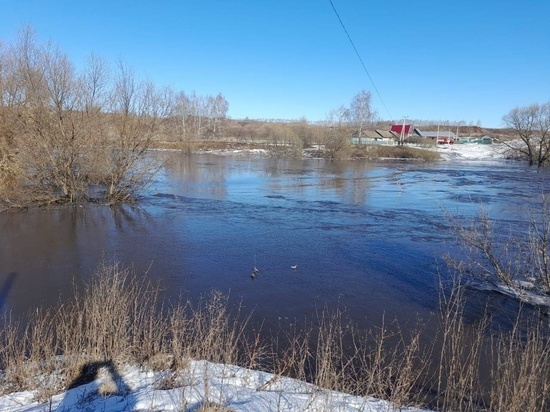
left=414, top=128, right=456, bottom=144
left=456, top=135, right=493, bottom=144
left=376, top=130, right=397, bottom=140
left=351, top=130, right=395, bottom=145
left=390, top=124, right=412, bottom=137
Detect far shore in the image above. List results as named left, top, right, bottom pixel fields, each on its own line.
left=150, top=139, right=512, bottom=163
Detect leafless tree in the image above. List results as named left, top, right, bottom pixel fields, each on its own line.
left=448, top=196, right=550, bottom=305
left=0, top=39, right=23, bottom=200
left=207, top=93, right=228, bottom=137
left=8, top=29, right=94, bottom=203
left=323, top=105, right=351, bottom=158
left=175, top=91, right=228, bottom=143
left=292, top=117, right=314, bottom=148
left=1, top=26, right=232, bottom=207
left=80, top=53, right=110, bottom=115
left=260, top=123, right=302, bottom=157
left=175, top=91, right=191, bottom=142
left=98, top=62, right=173, bottom=203
left=350, top=90, right=374, bottom=141
left=190, top=91, right=205, bottom=139
left=502, top=102, right=550, bottom=167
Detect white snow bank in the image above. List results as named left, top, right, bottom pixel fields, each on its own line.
left=0, top=360, right=431, bottom=412
left=433, top=143, right=510, bottom=161
left=466, top=279, right=550, bottom=309
left=200, top=148, right=270, bottom=156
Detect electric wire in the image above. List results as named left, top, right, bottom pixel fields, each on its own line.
left=328, top=0, right=392, bottom=120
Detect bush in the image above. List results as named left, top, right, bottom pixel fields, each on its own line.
left=351, top=145, right=441, bottom=161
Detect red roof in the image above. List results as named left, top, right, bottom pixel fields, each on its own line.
left=390, top=124, right=412, bottom=135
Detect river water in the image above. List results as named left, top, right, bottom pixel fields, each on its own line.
left=0, top=153, right=548, bottom=330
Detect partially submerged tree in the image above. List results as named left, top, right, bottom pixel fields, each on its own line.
left=322, top=106, right=351, bottom=158
left=502, top=102, right=550, bottom=167
left=265, top=123, right=302, bottom=157
left=448, top=196, right=550, bottom=307
left=2, top=27, right=94, bottom=203
left=0, top=27, right=194, bottom=207
left=99, top=63, right=174, bottom=204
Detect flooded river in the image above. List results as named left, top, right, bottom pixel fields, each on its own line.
left=0, top=153, right=548, bottom=330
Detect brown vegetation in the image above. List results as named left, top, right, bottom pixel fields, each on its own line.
left=0, top=255, right=549, bottom=411
left=447, top=195, right=550, bottom=303
left=0, top=28, right=178, bottom=207
left=502, top=102, right=550, bottom=167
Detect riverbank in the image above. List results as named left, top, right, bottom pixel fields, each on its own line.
left=0, top=360, right=430, bottom=411
left=1, top=261, right=549, bottom=411
left=153, top=140, right=511, bottom=163
left=432, top=142, right=509, bottom=161
left=0, top=263, right=434, bottom=411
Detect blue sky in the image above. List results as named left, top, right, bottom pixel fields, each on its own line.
left=1, top=0, right=549, bottom=128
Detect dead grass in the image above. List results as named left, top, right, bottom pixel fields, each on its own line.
left=0, top=261, right=549, bottom=411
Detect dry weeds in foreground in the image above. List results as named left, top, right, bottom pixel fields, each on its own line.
left=0, top=262, right=548, bottom=411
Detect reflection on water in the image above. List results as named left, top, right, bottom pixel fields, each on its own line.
left=0, top=153, right=548, bottom=330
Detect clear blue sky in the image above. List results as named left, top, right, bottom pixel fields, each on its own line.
left=1, top=0, right=549, bottom=128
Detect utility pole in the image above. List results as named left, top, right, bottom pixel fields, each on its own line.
left=400, top=116, right=408, bottom=146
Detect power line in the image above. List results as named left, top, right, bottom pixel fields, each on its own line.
left=328, top=0, right=392, bottom=120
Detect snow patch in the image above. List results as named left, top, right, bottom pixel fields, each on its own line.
left=466, top=279, right=550, bottom=309
left=0, top=360, right=432, bottom=411
left=433, top=143, right=509, bottom=161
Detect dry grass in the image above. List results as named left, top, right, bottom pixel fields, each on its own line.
left=489, top=318, right=550, bottom=412
left=0, top=262, right=262, bottom=399
left=0, top=261, right=549, bottom=411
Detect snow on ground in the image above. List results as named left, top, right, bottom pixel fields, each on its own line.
left=466, top=278, right=550, bottom=309
left=157, top=140, right=513, bottom=162
left=200, top=142, right=511, bottom=162
left=433, top=143, right=509, bottom=161
left=0, top=360, right=431, bottom=412
left=200, top=148, right=270, bottom=156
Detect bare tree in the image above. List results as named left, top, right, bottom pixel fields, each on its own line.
left=323, top=106, right=351, bottom=158
left=502, top=102, right=550, bottom=167
left=80, top=53, right=110, bottom=115
left=0, top=27, right=183, bottom=207
left=210, top=93, right=228, bottom=137
left=10, top=30, right=94, bottom=203
left=261, top=123, right=302, bottom=157
left=174, top=91, right=191, bottom=140
left=190, top=91, right=205, bottom=139
left=98, top=62, right=173, bottom=203
left=292, top=117, right=313, bottom=148
left=350, top=90, right=374, bottom=142
left=448, top=196, right=550, bottom=306
left=0, top=39, right=23, bottom=200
